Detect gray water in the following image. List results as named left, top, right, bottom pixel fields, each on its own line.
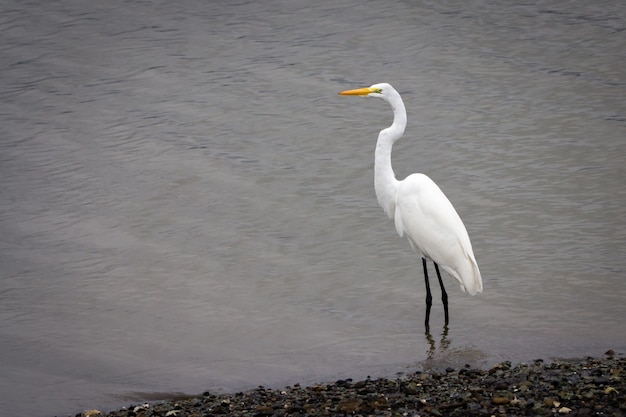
left=1, top=1, right=625, bottom=415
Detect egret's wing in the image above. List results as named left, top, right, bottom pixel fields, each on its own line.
left=394, top=173, right=482, bottom=294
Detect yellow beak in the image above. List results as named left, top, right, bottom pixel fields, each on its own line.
left=338, top=87, right=375, bottom=96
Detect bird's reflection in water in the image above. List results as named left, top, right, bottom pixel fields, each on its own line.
left=425, top=325, right=450, bottom=360
left=419, top=326, right=488, bottom=372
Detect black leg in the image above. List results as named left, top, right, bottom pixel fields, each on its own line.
left=422, top=257, right=432, bottom=331
left=434, top=262, right=449, bottom=326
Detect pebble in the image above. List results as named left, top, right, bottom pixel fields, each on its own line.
left=77, top=353, right=625, bottom=417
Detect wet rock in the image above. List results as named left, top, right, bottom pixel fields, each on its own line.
left=401, top=381, right=420, bottom=395
left=351, top=379, right=367, bottom=389
left=335, top=397, right=362, bottom=413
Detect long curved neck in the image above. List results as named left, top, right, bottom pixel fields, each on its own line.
left=374, top=91, right=406, bottom=218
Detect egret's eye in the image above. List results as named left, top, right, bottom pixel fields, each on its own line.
left=371, top=87, right=383, bottom=94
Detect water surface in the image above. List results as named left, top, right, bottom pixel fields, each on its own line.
left=1, top=1, right=625, bottom=415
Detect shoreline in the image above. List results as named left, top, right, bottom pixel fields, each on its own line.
left=76, top=352, right=624, bottom=417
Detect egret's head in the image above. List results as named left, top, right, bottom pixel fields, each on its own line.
left=338, top=82, right=393, bottom=99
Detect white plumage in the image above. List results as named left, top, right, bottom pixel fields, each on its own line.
left=340, top=82, right=482, bottom=328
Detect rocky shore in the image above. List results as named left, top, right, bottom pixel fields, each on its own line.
left=78, top=352, right=624, bottom=417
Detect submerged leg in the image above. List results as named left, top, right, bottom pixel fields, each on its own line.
left=422, top=257, right=433, bottom=331
left=433, top=262, right=449, bottom=326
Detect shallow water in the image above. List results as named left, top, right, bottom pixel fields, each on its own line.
left=1, top=1, right=625, bottom=415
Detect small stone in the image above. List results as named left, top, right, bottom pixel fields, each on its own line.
left=335, top=379, right=350, bottom=387
left=493, top=397, right=510, bottom=405
left=558, top=406, right=572, bottom=413
left=132, top=403, right=150, bottom=413
left=544, top=397, right=557, bottom=407
left=513, top=397, right=528, bottom=407
left=428, top=407, right=442, bottom=416
left=583, top=390, right=596, bottom=399
left=494, top=381, right=509, bottom=390
left=352, top=380, right=367, bottom=389
left=402, top=382, right=419, bottom=395
left=336, top=398, right=362, bottom=413
left=255, top=405, right=273, bottom=416
left=594, top=376, right=610, bottom=385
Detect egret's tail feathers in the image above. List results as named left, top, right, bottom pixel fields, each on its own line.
left=444, top=257, right=482, bottom=296
left=467, top=258, right=483, bottom=295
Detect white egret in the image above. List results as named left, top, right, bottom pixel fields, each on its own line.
left=339, top=83, right=482, bottom=330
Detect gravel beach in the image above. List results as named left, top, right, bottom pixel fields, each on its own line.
left=76, top=352, right=624, bottom=417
